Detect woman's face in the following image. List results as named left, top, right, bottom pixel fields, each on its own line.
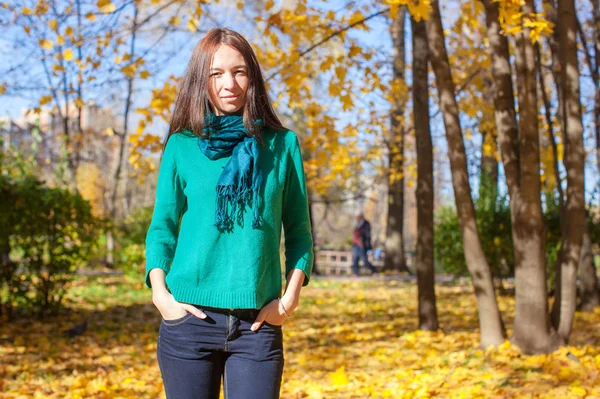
left=208, top=44, right=249, bottom=116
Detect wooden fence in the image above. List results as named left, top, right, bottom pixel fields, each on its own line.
left=315, top=249, right=382, bottom=275
left=315, top=249, right=417, bottom=275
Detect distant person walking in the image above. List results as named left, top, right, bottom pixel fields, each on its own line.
left=351, top=212, right=378, bottom=277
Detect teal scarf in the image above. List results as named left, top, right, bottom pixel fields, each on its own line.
left=197, top=113, right=264, bottom=231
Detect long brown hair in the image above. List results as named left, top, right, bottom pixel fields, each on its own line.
left=166, top=28, right=284, bottom=147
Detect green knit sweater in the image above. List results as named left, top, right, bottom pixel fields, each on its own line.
left=144, top=127, right=314, bottom=309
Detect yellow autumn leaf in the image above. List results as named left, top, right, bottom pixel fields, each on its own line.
left=23, top=25, right=31, bottom=34
left=48, top=19, right=58, bottom=31
left=139, top=70, right=151, bottom=79
left=97, top=0, right=116, bottom=13
left=121, top=64, right=137, bottom=77
left=0, top=83, right=6, bottom=95
left=348, top=45, right=361, bottom=58
left=86, top=12, right=96, bottom=21
left=169, top=16, right=181, bottom=26
left=65, top=26, right=74, bottom=37
left=63, top=48, right=73, bottom=61
left=186, top=18, right=199, bottom=32
left=328, top=366, right=349, bottom=386
left=408, top=0, right=432, bottom=22
left=22, top=7, right=32, bottom=16
left=39, top=39, right=53, bottom=50
left=340, top=93, right=353, bottom=111
left=39, top=95, right=52, bottom=105
left=57, top=35, right=65, bottom=45
left=34, top=2, right=49, bottom=15
left=335, top=66, right=347, bottom=82
left=74, top=97, right=84, bottom=107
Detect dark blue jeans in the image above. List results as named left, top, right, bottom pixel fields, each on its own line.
left=352, top=244, right=377, bottom=276
left=157, top=305, right=284, bottom=399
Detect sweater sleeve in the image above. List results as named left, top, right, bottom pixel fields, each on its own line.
left=144, top=136, right=186, bottom=289
left=282, top=132, right=314, bottom=287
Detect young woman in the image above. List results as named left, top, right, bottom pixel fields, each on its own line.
left=144, top=28, right=314, bottom=399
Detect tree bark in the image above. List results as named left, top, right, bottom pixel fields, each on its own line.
left=550, top=0, right=587, bottom=342
left=74, top=0, right=84, bottom=174
left=107, top=3, right=139, bottom=266
left=426, top=0, right=506, bottom=348
left=412, top=16, right=439, bottom=331
left=536, top=43, right=565, bottom=211
left=478, top=130, right=498, bottom=211
left=308, top=194, right=321, bottom=276
left=579, top=218, right=600, bottom=311
left=536, top=40, right=570, bottom=307
left=545, top=1, right=571, bottom=323
left=594, top=0, right=600, bottom=172
left=508, top=0, right=562, bottom=353
left=481, top=0, right=520, bottom=195
left=481, top=1, right=525, bottom=313
left=385, top=5, right=408, bottom=273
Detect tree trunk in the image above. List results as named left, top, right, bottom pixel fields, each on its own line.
left=594, top=0, right=600, bottom=171
left=536, top=40, right=568, bottom=308
left=74, top=0, right=84, bottom=174
left=412, top=16, right=439, bottom=331
left=426, top=0, right=506, bottom=348
left=107, top=4, right=139, bottom=266
left=546, top=0, right=569, bottom=325
left=509, top=0, right=562, bottom=353
left=536, top=43, right=565, bottom=211
left=579, top=218, right=600, bottom=311
left=575, top=1, right=600, bottom=313
left=481, top=1, right=525, bottom=314
left=478, top=130, right=498, bottom=211
left=481, top=0, right=520, bottom=198
left=308, top=195, right=321, bottom=276
left=550, top=0, right=587, bottom=342
left=385, top=6, right=408, bottom=273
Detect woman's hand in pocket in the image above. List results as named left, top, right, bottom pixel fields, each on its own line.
left=251, top=298, right=290, bottom=331
left=152, top=290, right=206, bottom=320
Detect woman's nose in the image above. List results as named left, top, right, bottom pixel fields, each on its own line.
left=223, top=73, right=237, bottom=90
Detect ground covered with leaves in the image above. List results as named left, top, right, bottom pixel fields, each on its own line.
left=1, top=275, right=599, bottom=398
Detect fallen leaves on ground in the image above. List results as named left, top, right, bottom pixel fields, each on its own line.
left=1, top=275, right=599, bottom=398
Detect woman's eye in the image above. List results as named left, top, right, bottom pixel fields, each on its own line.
left=210, top=72, right=221, bottom=77
left=236, top=70, right=246, bottom=74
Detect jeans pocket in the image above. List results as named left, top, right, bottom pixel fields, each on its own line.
left=263, top=320, right=283, bottom=329
left=162, top=312, right=194, bottom=327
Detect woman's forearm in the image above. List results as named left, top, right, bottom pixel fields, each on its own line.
left=149, top=268, right=169, bottom=298
left=282, top=268, right=306, bottom=313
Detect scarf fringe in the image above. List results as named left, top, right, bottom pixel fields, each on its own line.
left=252, top=192, right=263, bottom=228
left=214, top=168, right=262, bottom=231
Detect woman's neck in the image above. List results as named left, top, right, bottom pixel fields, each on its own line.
left=212, top=108, right=244, bottom=117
